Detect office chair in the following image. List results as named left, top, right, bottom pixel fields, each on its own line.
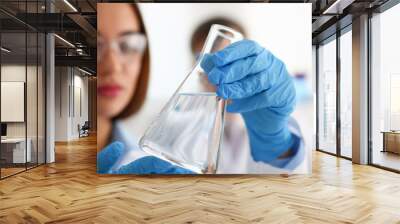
left=79, top=121, right=90, bottom=138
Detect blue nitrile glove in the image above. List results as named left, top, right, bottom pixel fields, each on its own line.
left=200, top=40, right=298, bottom=166
left=97, top=142, right=194, bottom=174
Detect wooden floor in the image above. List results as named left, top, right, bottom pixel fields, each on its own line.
left=1, top=167, right=26, bottom=178
left=0, top=135, right=400, bottom=223
left=1, top=163, right=45, bottom=178
left=373, top=151, right=400, bottom=171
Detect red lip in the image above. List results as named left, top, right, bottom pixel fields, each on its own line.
left=98, top=84, right=123, bottom=97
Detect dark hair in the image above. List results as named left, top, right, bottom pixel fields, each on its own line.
left=115, top=4, right=150, bottom=119
left=190, top=17, right=247, bottom=54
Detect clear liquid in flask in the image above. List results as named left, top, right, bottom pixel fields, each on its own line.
left=139, top=92, right=225, bottom=173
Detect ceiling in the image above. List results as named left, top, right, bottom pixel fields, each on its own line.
left=0, top=0, right=97, bottom=74
left=310, top=0, right=391, bottom=43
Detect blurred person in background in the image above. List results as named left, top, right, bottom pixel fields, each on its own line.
left=191, top=18, right=305, bottom=173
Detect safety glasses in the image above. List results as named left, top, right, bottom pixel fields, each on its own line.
left=97, top=33, right=147, bottom=63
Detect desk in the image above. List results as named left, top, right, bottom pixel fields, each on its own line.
left=381, top=131, right=400, bottom=155
left=1, top=138, right=31, bottom=163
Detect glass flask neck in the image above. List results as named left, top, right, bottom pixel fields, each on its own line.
left=179, top=24, right=243, bottom=95
left=196, top=24, right=244, bottom=68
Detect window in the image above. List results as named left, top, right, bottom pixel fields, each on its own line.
left=339, top=29, right=352, bottom=158
left=317, top=37, right=337, bottom=155
left=370, top=2, right=400, bottom=171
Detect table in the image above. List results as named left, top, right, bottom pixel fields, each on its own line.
left=381, top=131, right=400, bottom=154
left=1, top=138, right=31, bottom=164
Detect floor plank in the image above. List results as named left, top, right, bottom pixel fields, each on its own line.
left=0, top=135, right=399, bottom=223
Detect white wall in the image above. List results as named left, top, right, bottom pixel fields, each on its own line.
left=1, top=65, right=36, bottom=138
left=1, top=82, right=24, bottom=123
left=55, top=66, right=69, bottom=141
left=72, top=73, right=89, bottom=138
left=139, top=3, right=312, bottom=100
left=54, top=67, right=89, bottom=141
left=1, top=66, right=26, bottom=139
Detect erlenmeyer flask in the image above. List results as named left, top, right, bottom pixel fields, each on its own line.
left=139, top=24, right=243, bottom=174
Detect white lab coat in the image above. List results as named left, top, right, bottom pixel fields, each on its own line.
left=110, top=114, right=305, bottom=174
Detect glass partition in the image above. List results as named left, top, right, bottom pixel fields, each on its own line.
left=1, top=30, right=28, bottom=177
left=317, top=37, right=337, bottom=155
left=27, top=30, right=38, bottom=169
left=0, top=1, right=46, bottom=179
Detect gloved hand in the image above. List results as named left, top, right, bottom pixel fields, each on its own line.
left=97, top=142, right=194, bottom=174
left=201, top=39, right=298, bottom=166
